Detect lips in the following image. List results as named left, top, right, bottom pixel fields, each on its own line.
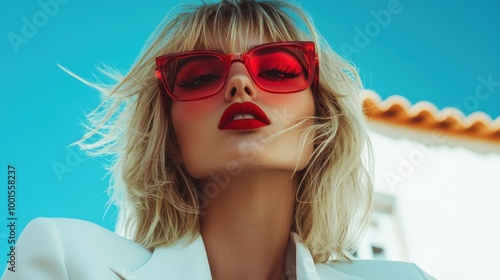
left=218, top=102, right=271, bottom=130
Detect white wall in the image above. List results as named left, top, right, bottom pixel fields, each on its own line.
left=365, top=123, right=500, bottom=280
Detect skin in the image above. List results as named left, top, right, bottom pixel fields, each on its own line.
left=171, top=39, right=315, bottom=280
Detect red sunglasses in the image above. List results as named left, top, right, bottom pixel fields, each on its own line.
left=155, top=41, right=319, bottom=101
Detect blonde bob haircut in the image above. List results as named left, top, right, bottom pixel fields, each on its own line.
left=75, top=0, right=373, bottom=263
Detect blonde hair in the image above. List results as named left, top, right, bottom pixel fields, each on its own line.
left=76, top=0, right=373, bottom=262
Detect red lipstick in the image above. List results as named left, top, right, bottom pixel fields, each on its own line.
left=218, top=102, right=271, bottom=130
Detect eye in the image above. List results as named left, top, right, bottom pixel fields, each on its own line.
left=251, top=48, right=308, bottom=83
left=258, top=65, right=301, bottom=81
left=176, top=73, right=221, bottom=88
left=172, top=55, right=224, bottom=89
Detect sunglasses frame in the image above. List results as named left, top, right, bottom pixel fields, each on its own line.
left=155, top=41, right=319, bottom=101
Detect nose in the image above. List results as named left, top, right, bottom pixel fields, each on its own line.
left=223, top=62, right=257, bottom=102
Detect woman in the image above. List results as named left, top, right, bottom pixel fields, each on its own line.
left=3, top=0, right=435, bottom=279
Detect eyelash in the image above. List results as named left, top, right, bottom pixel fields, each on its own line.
left=174, top=62, right=303, bottom=89
left=258, top=65, right=301, bottom=80
left=176, top=72, right=221, bottom=88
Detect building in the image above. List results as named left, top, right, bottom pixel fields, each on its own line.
left=358, top=90, right=500, bottom=280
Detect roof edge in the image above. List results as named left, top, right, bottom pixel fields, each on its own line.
left=362, top=90, right=500, bottom=143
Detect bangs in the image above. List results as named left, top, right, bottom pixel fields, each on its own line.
left=174, top=0, right=305, bottom=53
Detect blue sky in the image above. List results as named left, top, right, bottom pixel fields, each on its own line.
left=1, top=0, right=499, bottom=259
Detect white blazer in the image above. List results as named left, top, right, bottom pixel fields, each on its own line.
left=2, top=218, right=435, bottom=280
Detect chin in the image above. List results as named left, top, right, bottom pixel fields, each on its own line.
left=181, top=133, right=315, bottom=180
left=184, top=153, right=312, bottom=182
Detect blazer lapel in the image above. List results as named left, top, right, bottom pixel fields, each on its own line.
left=109, top=232, right=365, bottom=280
left=130, top=235, right=212, bottom=280
left=292, top=233, right=365, bottom=280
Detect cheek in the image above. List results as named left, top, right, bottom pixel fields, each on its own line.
left=263, top=90, right=315, bottom=129
left=260, top=89, right=315, bottom=122
left=172, top=103, right=194, bottom=145
left=294, top=91, right=316, bottom=167
left=171, top=100, right=220, bottom=178
left=260, top=90, right=316, bottom=169
left=171, top=100, right=218, bottom=139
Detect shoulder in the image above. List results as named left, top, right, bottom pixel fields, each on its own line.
left=317, top=259, right=436, bottom=280
left=2, top=217, right=152, bottom=280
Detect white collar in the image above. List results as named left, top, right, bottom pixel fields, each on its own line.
left=110, top=232, right=363, bottom=280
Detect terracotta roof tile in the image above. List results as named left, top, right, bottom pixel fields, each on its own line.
left=362, top=90, right=500, bottom=143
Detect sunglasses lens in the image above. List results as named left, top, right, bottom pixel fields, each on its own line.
left=160, top=43, right=314, bottom=100
left=166, top=55, right=225, bottom=100
left=248, top=46, right=311, bottom=93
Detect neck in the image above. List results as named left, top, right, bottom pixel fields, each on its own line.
left=199, top=170, right=297, bottom=280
